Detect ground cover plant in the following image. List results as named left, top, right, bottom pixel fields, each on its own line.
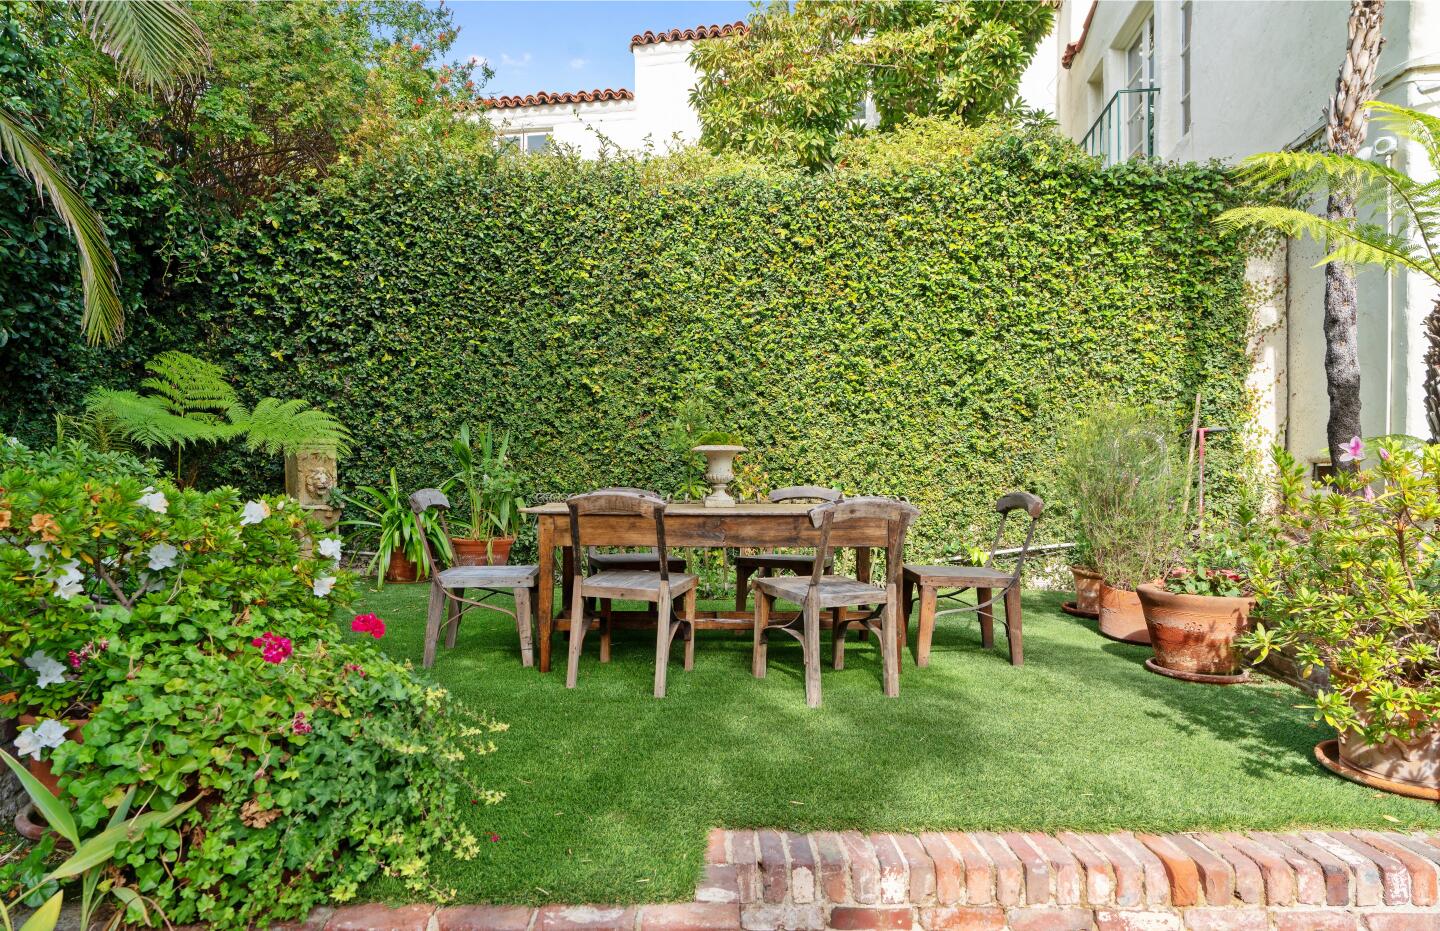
left=351, top=582, right=1440, bottom=906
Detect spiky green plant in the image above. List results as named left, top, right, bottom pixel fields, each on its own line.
left=1217, top=102, right=1440, bottom=438
left=0, top=1, right=207, bottom=346
left=83, top=351, right=349, bottom=483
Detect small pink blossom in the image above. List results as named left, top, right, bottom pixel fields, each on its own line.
left=1379, top=447, right=1391, bottom=461
left=252, top=632, right=293, bottom=664
left=1338, top=435, right=1365, bottom=463
left=488, top=832, right=500, bottom=842
left=351, top=613, right=386, bottom=639
left=344, top=663, right=366, bottom=677
left=291, top=711, right=312, bottom=735
left=1364, top=485, right=1376, bottom=501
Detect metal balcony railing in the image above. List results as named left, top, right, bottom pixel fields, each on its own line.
left=1081, top=87, right=1159, bottom=167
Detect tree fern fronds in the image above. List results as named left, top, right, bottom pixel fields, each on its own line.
left=233, top=398, right=352, bottom=457
left=140, top=351, right=237, bottom=417
left=1233, top=149, right=1416, bottom=208
left=85, top=389, right=238, bottom=449
left=1216, top=205, right=1436, bottom=279
left=1368, top=102, right=1440, bottom=166
left=0, top=108, right=123, bottom=346
left=55, top=408, right=137, bottom=456
left=75, top=0, right=208, bottom=90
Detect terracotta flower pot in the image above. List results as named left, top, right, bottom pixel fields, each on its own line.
left=385, top=550, right=421, bottom=583
left=450, top=536, right=514, bottom=567
left=1137, top=583, right=1254, bottom=677
left=17, top=714, right=88, bottom=797
left=1070, top=566, right=1102, bottom=615
left=1337, top=724, right=1440, bottom=793
left=1098, top=582, right=1150, bottom=644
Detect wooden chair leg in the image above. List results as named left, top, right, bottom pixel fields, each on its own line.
left=735, top=564, right=754, bottom=612
left=916, top=585, right=937, bottom=668
left=565, top=585, right=588, bottom=689
left=832, top=614, right=849, bottom=670
left=1004, top=584, right=1023, bottom=666
left=803, top=597, right=822, bottom=709
left=683, top=586, right=697, bottom=671
left=516, top=586, right=535, bottom=668
left=902, top=577, right=915, bottom=630
left=600, top=598, right=613, bottom=663
left=855, top=548, right=871, bottom=641
left=654, top=591, right=674, bottom=699
left=444, top=592, right=462, bottom=649
left=882, top=584, right=899, bottom=697
left=422, top=581, right=445, bottom=669
left=977, top=587, right=994, bottom=649
left=753, top=590, right=771, bottom=678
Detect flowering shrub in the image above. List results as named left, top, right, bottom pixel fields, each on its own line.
left=1244, top=439, right=1440, bottom=744
left=0, top=438, right=502, bottom=928
left=1162, top=508, right=1263, bottom=598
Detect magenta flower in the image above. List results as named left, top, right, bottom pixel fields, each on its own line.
left=291, top=711, right=312, bottom=735
left=1338, top=435, right=1365, bottom=463
left=351, top=613, right=386, bottom=639
left=252, top=632, right=293, bottom=664
left=1379, top=447, right=1391, bottom=461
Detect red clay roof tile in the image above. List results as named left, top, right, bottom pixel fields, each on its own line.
left=630, top=22, right=748, bottom=48
left=482, top=88, right=634, bottom=110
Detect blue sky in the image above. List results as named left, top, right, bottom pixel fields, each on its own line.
left=442, top=1, right=754, bottom=98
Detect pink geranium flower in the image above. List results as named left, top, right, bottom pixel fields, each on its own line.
left=351, top=613, right=386, bottom=639
left=291, top=711, right=312, bottom=735
left=252, top=632, right=293, bottom=664
left=1338, top=435, right=1365, bottom=463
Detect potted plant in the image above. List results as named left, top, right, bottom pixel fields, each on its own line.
left=10, top=643, right=104, bottom=800
left=337, top=468, right=449, bottom=584
left=445, top=423, right=525, bottom=566
left=1138, top=516, right=1259, bottom=683
left=1244, top=439, right=1440, bottom=798
left=1067, top=539, right=1102, bottom=619
left=1056, top=402, right=1187, bottom=644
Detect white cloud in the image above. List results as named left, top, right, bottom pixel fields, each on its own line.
left=500, top=52, right=532, bottom=68
left=569, top=57, right=587, bottom=70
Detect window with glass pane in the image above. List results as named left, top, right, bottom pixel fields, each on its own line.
left=525, top=133, right=551, bottom=153
left=500, top=135, right=521, bottom=150
left=1124, top=16, right=1155, bottom=159
left=1180, top=2, right=1192, bottom=133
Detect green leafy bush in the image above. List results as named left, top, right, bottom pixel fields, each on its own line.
left=157, top=128, right=1252, bottom=560
left=1245, top=440, right=1440, bottom=744
left=0, top=438, right=500, bottom=929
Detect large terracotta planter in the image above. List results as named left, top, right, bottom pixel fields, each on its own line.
left=450, top=536, right=514, bottom=567
left=1070, top=566, right=1102, bottom=615
left=385, top=550, right=421, bottom=583
left=17, top=714, right=87, bottom=797
left=1336, top=724, right=1440, bottom=793
left=1137, top=584, right=1254, bottom=678
left=1098, top=582, right=1149, bottom=644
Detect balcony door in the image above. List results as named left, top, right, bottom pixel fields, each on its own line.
left=1124, top=16, right=1156, bottom=159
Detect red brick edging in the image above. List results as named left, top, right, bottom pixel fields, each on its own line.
left=313, top=829, right=1440, bottom=930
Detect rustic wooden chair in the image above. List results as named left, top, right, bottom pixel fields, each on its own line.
left=752, top=496, right=919, bottom=708
left=410, top=489, right=539, bottom=669
left=565, top=489, right=699, bottom=698
left=900, top=491, right=1044, bottom=667
left=732, top=486, right=841, bottom=611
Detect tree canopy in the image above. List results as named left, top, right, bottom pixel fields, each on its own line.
left=689, top=0, right=1055, bottom=170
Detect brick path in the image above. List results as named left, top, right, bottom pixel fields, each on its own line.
left=312, top=829, right=1440, bottom=930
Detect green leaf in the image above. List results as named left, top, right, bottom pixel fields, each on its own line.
left=18, top=891, right=63, bottom=931
left=0, top=749, right=79, bottom=847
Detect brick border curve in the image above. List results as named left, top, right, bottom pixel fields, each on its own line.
left=303, top=829, right=1440, bottom=930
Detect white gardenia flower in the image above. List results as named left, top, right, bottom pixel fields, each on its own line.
left=137, top=489, right=168, bottom=514
left=313, top=575, right=336, bottom=598
left=239, top=500, right=271, bottom=526
left=24, top=651, right=67, bottom=688
left=26, top=542, right=47, bottom=571
left=14, top=718, right=68, bottom=761
left=317, top=537, right=342, bottom=562
left=147, top=542, right=180, bottom=571
left=51, top=560, right=84, bottom=600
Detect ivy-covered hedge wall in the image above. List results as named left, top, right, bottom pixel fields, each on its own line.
left=175, top=129, right=1252, bottom=559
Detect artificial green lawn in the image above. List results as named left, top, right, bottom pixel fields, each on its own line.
left=353, top=586, right=1440, bottom=905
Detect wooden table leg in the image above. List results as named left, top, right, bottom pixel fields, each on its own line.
left=855, top=547, right=872, bottom=640
left=537, top=518, right=555, bottom=672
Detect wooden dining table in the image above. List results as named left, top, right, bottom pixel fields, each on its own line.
left=521, top=500, right=894, bottom=672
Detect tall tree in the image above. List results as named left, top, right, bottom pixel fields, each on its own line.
left=1321, top=0, right=1385, bottom=468
left=689, top=1, right=1054, bottom=171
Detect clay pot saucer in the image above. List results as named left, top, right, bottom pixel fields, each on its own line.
left=1314, top=739, right=1440, bottom=801
left=1060, top=601, right=1099, bottom=620
left=1144, top=657, right=1251, bottom=685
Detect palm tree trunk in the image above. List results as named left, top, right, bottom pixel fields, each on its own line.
left=1427, top=296, right=1440, bottom=442
left=1323, top=0, right=1385, bottom=470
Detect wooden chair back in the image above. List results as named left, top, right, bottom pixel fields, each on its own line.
left=987, top=491, right=1045, bottom=581
left=768, top=485, right=842, bottom=503
left=408, top=488, right=453, bottom=574
left=807, top=496, right=920, bottom=590
left=566, top=489, right=672, bottom=581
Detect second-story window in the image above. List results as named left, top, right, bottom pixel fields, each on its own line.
left=1180, top=1, right=1193, bottom=134
left=1124, top=15, right=1156, bottom=159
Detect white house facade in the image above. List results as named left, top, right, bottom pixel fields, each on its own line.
left=1040, top=0, right=1440, bottom=468
left=479, top=23, right=747, bottom=157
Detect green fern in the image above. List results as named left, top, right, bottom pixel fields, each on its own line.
left=139, top=350, right=237, bottom=419
left=84, top=387, right=237, bottom=449
left=234, top=398, right=351, bottom=457
left=54, top=407, right=138, bottom=455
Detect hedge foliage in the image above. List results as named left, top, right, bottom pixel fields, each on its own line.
left=169, top=128, right=1253, bottom=559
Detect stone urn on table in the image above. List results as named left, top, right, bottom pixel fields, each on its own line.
left=693, top=445, right=746, bottom=508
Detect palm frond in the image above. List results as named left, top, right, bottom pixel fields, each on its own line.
left=85, top=389, right=238, bottom=449
left=232, top=398, right=352, bottom=457
left=76, top=0, right=208, bottom=90
left=1217, top=204, right=1438, bottom=281
left=140, top=351, right=237, bottom=417
left=0, top=108, right=122, bottom=346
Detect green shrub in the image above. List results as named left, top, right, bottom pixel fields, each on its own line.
left=0, top=437, right=501, bottom=928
